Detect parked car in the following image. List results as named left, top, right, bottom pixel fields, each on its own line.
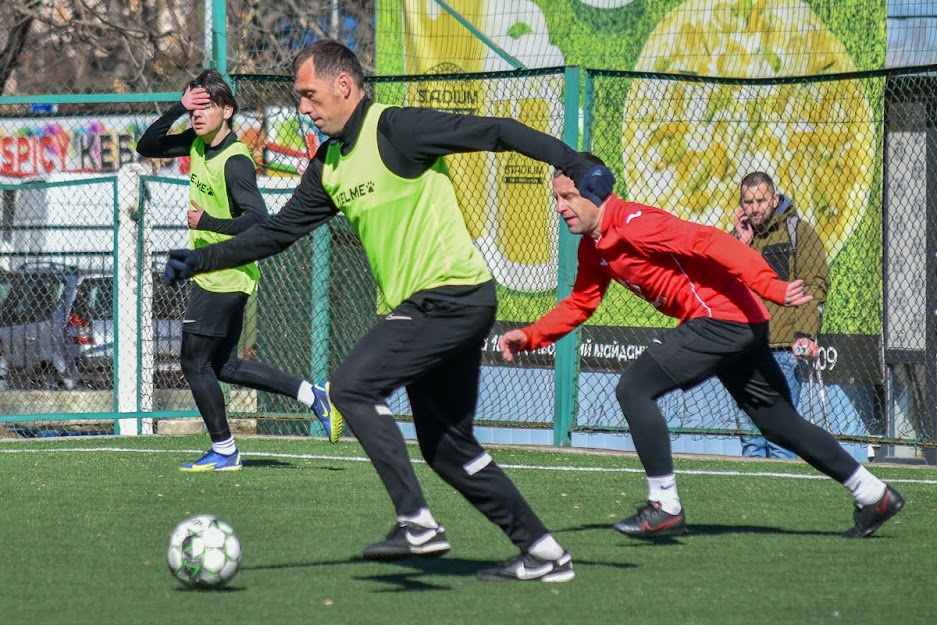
left=0, top=262, right=184, bottom=389
left=72, top=271, right=187, bottom=387
left=0, top=263, right=80, bottom=388
left=0, top=268, right=12, bottom=390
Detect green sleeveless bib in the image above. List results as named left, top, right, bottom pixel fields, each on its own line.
left=321, top=103, right=491, bottom=308
left=188, top=137, right=261, bottom=294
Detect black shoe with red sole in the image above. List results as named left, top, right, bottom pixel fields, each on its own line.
left=613, top=501, right=688, bottom=537
left=843, top=485, right=905, bottom=538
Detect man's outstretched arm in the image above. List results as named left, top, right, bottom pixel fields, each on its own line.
left=164, top=159, right=337, bottom=283
left=379, top=107, right=614, bottom=205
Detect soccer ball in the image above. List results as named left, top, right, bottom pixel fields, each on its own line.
left=167, top=514, right=242, bottom=589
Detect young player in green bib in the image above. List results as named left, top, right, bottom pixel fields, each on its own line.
left=137, top=70, right=342, bottom=472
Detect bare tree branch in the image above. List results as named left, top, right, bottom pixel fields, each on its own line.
left=1, top=0, right=375, bottom=96
left=0, top=3, right=37, bottom=94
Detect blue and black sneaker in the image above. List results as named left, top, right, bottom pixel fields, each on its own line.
left=311, top=382, right=343, bottom=444
left=179, top=450, right=242, bottom=472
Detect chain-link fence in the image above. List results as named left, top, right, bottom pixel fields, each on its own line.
left=230, top=68, right=937, bottom=456
left=1, top=64, right=936, bottom=458
left=581, top=69, right=886, bottom=444
left=2, top=1, right=911, bottom=99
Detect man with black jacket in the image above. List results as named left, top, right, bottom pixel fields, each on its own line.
left=161, top=40, right=615, bottom=582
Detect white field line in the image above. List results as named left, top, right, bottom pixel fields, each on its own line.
left=2, top=445, right=936, bottom=485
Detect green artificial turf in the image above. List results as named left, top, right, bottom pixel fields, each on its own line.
left=1, top=434, right=933, bottom=625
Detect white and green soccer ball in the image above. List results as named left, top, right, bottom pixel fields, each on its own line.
left=167, top=514, right=242, bottom=589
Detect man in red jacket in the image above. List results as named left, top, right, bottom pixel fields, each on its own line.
left=498, top=154, right=903, bottom=539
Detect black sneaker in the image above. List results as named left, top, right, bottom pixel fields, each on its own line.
left=476, top=551, right=575, bottom=582
left=362, top=521, right=451, bottom=561
left=613, top=501, right=688, bottom=537
left=843, top=485, right=905, bottom=538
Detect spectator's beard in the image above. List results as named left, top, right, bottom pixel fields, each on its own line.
left=751, top=212, right=775, bottom=234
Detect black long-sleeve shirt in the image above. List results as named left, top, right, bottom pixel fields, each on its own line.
left=136, top=102, right=268, bottom=235
left=192, top=97, right=593, bottom=277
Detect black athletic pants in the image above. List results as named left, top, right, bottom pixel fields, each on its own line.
left=615, top=318, right=859, bottom=482
left=180, top=284, right=303, bottom=443
left=329, top=292, right=551, bottom=552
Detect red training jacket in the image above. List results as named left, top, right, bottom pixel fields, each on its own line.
left=523, top=196, right=789, bottom=350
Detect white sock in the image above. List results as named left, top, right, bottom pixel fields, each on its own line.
left=297, top=380, right=316, bottom=407
left=528, top=534, right=564, bottom=560
left=212, top=437, right=237, bottom=456
left=398, top=507, right=439, bottom=529
left=648, top=473, right=682, bottom=515
left=843, top=465, right=887, bottom=506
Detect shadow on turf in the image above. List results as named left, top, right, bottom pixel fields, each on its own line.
left=558, top=522, right=841, bottom=543
left=246, top=555, right=634, bottom=591
left=240, top=458, right=345, bottom=471
left=174, top=585, right=246, bottom=593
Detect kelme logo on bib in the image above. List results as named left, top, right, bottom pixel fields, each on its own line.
left=333, top=181, right=376, bottom=207
left=189, top=173, right=215, bottom=196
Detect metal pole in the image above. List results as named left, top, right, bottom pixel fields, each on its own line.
left=204, top=0, right=212, bottom=68
left=553, top=66, right=582, bottom=447
left=330, top=0, right=340, bottom=39
left=212, top=0, right=227, bottom=76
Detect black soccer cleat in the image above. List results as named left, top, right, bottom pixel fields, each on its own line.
left=476, top=551, right=575, bottom=582
left=843, top=485, right=905, bottom=538
left=362, top=521, right=451, bottom=561
left=613, top=500, right=688, bottom=537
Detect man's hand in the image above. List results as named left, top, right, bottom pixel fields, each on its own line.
left=497, top=329, right=529, bottom=363
left=783, top=279, right=814, bottom=307
left=576, top=165, right=615, bottom=207
left=187, top=200, right=205, bottom=229
left=181, top=85, right=211, bottom=112
left=163, top=248, right=199, bottom=286
left=733, top=207, right=753, bottom=245
left=791, top=338, right=820, bottom=360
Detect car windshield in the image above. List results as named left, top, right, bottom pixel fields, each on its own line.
left=72, top=275, right=186, bottom=321
left=74, top=278, right=114, bottom=320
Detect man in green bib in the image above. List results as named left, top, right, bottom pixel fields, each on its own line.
left=138, top=70, right=341, bottom=473
left=162, top=41, right=615, bottom=582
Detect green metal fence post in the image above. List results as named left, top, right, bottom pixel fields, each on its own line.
left=553, top=66, right=582, bottom=447
left=211, top=0, right=227, bottom=75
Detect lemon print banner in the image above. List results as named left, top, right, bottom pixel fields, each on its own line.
left=622, top=0, right=877, bottom=264
left=376, top=0, right=885, bottom=335
left=377, top=1, right=884, bottom=76
left=384, top=0, right=568, bottom=294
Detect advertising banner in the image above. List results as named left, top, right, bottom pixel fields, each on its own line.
left=377, top=1, right=886, bottom=382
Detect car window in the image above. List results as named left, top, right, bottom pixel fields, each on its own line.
left=0, top=272, right=12, bottom=304
left=73, top=277, right=114, bottom=320
left=0, top=274, right=66, bottom=325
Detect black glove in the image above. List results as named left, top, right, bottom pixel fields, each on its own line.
left=162, top=248, right=199, bottom=286
left=577, top=165, right=615, bottom=207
